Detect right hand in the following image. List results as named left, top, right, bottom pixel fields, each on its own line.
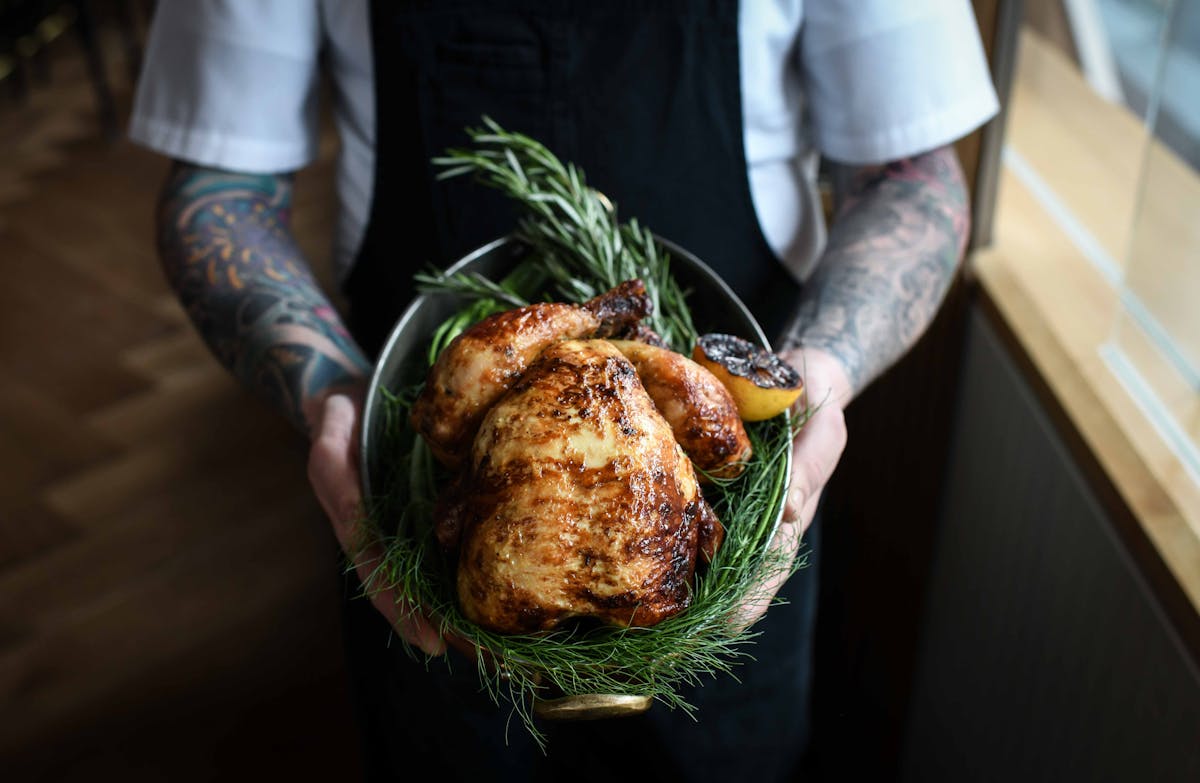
left=729, top=346, right=850, bottom=631
left=307, top=390, right=447, bottom=656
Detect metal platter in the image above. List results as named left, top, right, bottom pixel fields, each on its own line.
left=357, top=234, right=790, bottom=721
left=360, top=234, right=776, bottom=502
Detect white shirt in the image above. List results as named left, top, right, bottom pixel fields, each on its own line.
left=129, top=0, right=998, bottom=283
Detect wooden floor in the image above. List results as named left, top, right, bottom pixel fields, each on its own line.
left=0, top=35, right=363, bottom=781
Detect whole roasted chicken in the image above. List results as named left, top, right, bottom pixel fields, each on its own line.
left=410, top=281, right=751, bottom=634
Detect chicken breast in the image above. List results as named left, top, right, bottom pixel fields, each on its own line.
left=451, top=339, right=722, bottom=634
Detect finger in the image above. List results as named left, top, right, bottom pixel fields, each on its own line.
left=783, top=404, right=846, bottom=525
left=357, top=553, right=447, bottom=657
left=363, top=584, right=447, bottom=657
left=308, top=393, right=365, bottom=535
left=784, top=482, right=805, bottom=527
left=321, top=390, right=359, bottom=444
left=308, top=395, right=449, bottom=658
left=443, top=629, right=480, bottom=661
left=739, top=405, right=844, bottom=629
left=731, top=511, right=803, bottom=631
left=392, top=601, right=449, bottom=657
left=352, top=549, right=447, bottom=657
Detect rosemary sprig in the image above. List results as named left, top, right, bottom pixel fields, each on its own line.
left=414, top=268, right=530, bottom=309
left=431, top=117, right=697, bottom=353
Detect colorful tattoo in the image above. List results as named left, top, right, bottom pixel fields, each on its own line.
left=782, top=146, right=969, bottom=395
left=157, top=164, right=370, bottom=434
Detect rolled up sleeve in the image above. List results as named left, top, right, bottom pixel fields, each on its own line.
left=128, top=0, right=323, bottom=174
left=800, top=0, right=999, bottom=165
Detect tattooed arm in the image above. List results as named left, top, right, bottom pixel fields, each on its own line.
left=740, top=146, right=968, bottom=627
left=782, top=145, right=970, bottom=401
left=156, top=163, right=369, bottom=433
left=156, top=162, right=445, bottom=655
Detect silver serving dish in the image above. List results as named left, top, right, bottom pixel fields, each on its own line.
left=361, top=234, right=776, bottom=501
left=358, top=234, right=788, bottom=721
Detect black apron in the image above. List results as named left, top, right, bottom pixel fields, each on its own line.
left=343, top=0, right=802, bottom=356
left=339, top=2, right=817, bottom=780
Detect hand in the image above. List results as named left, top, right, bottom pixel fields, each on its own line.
left=307, top=390, right=447, bottom=656
left=732, top=347, right=850, bottom=629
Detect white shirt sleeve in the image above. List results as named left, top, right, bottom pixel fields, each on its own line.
left=800, top=0, right=999, bottom=165
left=128, top=0, right=324, bottom=174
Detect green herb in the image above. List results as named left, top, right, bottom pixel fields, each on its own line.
left=422, top=297, right=511, bottom=367
left=414, top=269, right=529, bottom=308
left=355, top=118, right=803, bottom=749
left=431, top=116, right=697, bottom=353
left=362, top=399, right=802, bottom=749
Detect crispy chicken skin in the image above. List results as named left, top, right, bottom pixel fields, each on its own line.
left=451, top=339, right=721, bottom=634
left=608, top=339, right=752, bottom=480
left=413, top=281, right=738, bottom=633
left=410, top=281, right=650, bottom=469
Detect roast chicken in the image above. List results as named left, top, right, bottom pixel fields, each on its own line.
left=410, top=281, right=749, bottom=634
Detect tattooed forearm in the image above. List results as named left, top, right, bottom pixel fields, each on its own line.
left=781, top=145, right=969, bottom=396
left=156, top=163, right=370, bottom=434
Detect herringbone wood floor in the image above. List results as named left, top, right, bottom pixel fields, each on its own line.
left=1, top=34, right=362, bottom=781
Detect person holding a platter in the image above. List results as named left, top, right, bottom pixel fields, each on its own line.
left=130, top=1, right=998, bottom=780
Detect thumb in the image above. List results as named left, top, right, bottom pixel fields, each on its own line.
left=308, top=392, right=364, bottom=534
left=309, top=395, right=449, bottom=657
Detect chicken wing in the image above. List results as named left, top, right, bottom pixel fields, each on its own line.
left=608, top=339, right=752, bottom=480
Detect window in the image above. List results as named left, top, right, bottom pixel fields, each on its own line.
left=976, top=0, right=1199, bottom=596
left=1099, top=0, right=1200, bottom=489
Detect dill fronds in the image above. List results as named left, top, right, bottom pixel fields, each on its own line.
left=356, top=118, right=801, bottom=748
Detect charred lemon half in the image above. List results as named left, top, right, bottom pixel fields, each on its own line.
left=692, top=333, right=804, bottom=422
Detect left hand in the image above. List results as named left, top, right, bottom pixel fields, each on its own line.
left=308, top=390, right=448, bottom=656
left=732, top=346, right=850, bottom=629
